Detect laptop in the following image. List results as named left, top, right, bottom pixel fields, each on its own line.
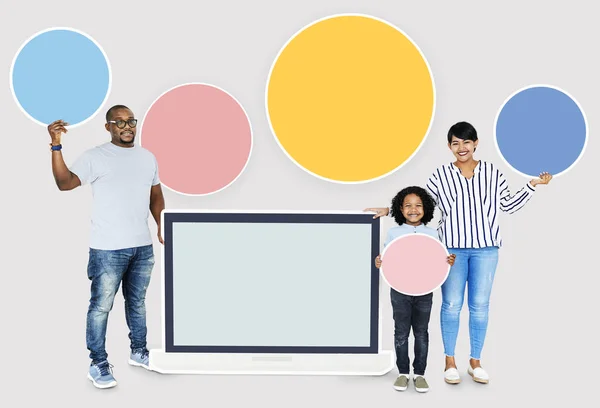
left=149, top=210, right=394, bottom=375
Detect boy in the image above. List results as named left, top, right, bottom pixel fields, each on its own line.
left=374, top=186, right=455, bottom=393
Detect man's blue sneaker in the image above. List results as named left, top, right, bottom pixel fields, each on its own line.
left=87, top=360, right=117, bottom=389
left=129, top=348, right=150, bottom=370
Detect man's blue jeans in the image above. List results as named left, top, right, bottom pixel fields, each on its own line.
left=86, top=245, right=154, bottom=363
left=440, top=247, right=499, bottom=360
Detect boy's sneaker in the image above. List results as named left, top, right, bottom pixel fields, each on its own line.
left=393, top=374, right=409, bottom=391
left=87, top=360, right=117, bottom=389
left=129, top=348, right=150, bottom=370
left=414, top=375, right=430, bottom=393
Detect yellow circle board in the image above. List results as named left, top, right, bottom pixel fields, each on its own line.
left=266, top=14, right=435, bottom=183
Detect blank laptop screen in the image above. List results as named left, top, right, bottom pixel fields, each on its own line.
left=163, top=212, right=380, bottom=353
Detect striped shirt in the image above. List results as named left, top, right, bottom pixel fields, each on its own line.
left=425, top=161, right=536, bottom=249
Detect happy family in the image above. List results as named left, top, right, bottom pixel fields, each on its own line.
left=47, top=106, right=552, bottom=391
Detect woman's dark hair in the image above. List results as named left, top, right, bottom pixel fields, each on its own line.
left=447, top=121, right=478, bottom=144
left=390, top=186, right=435, bottom=226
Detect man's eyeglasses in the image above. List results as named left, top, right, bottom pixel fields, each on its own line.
left=108, top=119, right=138, bottom=129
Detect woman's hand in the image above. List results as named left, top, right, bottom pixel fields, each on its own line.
left=530, top=172, right=552, bottom=187
left=364, top=207, right=390, bottom=219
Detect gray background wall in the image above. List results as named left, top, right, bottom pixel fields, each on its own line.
left=1, top=0, right=597, bottom=406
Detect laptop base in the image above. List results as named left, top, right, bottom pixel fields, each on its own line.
left=149, top=349, right=394, bottom=375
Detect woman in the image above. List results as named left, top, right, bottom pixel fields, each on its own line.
left=366, top=121, right=552, bottom=384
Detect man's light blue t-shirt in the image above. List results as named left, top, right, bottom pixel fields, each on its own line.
left=69, top=142, right=160, bottom=250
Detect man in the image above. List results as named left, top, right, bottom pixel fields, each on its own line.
left=48, top=105, right=165, bottom=389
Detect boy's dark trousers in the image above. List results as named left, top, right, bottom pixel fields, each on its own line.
left=391, top=288, right=433, bottom=376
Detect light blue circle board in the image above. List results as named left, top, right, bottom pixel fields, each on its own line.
left=11, top=28, right=111, bottom=127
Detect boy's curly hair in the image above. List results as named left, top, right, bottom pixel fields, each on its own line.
left=390, top=186, right=436, bottom=226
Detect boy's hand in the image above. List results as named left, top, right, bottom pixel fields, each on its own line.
left=374, top=254, right=382, bottom=268
left=447, top=254, right=456, bottom=266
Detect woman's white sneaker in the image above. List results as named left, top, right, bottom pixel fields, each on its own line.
left=467, top=366, right=489, bottom=384
left=444, top=367, right=461, bottom=384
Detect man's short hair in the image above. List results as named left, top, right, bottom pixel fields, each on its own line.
left=105, top=104, right=131, bottom=122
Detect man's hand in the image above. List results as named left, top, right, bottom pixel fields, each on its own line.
left=364, top=207, right=390, bottom=219
left=530, top=172, right=552, bottom=187
left=47, top=120, right=68, bottom=145
left=48, top=119, right=81, bottom=191
left=150, top=184, right=165, bottom=244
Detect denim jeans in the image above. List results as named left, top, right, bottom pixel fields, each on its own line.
left=391, top=289, right=433, bottom=376
left=440, top=246, right=499, bottom=360
left=86, top=245, right=154, bottom=363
